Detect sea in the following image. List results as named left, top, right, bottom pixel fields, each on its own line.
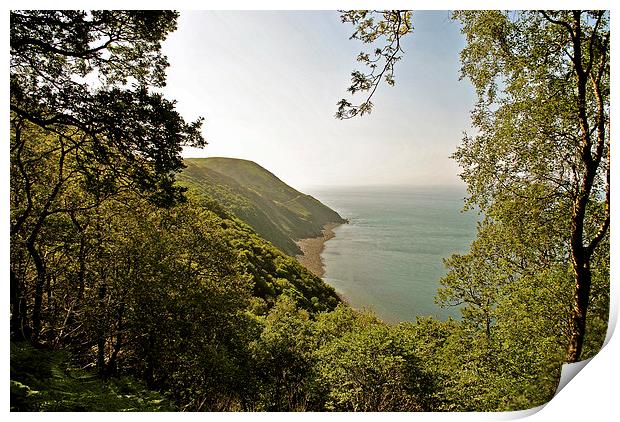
left=305, top=186, right=479, bottom=323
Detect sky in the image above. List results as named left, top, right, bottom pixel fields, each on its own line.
left=161, top=11, right=476, bottom=189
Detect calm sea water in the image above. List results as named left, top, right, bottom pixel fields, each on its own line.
left=305, top=186, right=478, bottom=323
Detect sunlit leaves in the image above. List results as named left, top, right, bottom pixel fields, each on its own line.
left=10, top=11, right=204, bottom=206
left=336, top=10, right=413, bottom=119
left=437, top=9, right=610, bottom=405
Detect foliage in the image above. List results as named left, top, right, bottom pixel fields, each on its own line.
left=248, top=297, right=315, bottom=410
left=313, top=307, right=434, bottom=411
left=445, top=9, right=609, bottom=366
left=245, top=301, right=436, bottom=411
left=10, top=10, right=205, bottom=206
left=336, top=10, right=413, bottom=119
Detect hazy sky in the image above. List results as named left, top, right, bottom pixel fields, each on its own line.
left=161, top=11, right=476, bottom=189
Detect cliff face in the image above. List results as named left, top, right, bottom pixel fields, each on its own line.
left=179, top=157, right=345, bottom=256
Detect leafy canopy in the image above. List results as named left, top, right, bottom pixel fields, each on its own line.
left=10, top=10, right=205, bottom=206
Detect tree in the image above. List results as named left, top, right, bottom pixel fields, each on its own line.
left=452, top=10, right=609, bottom=363
left=338, top=9, right=609, bottom=366
left=437, top=220, right=514, bottom=338
left=313, top=306, right=434, bottom=411
left=10, top=11, right=205, bottom=206
left=436, top=186, right=594, bottom=408
left=249, top=296, right=315, bottom=411
left=10, top=10, right=205, bottom=342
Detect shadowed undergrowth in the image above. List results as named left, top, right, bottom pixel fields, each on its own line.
left=10, top=341, right=174, bottom=412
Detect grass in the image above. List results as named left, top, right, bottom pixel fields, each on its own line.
left=10, top=341, right=175, bottom=412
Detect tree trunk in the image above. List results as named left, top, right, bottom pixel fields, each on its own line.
left=564, top=12, right=607, bottom=363
left=96, top=284, right=107, bottom=377
left=104, top=302, right=125, bottom=379
left=145, top=334, right=156, bottom=388
left=566, top=249, right=592, bottom=362
left=27, top=240, right=46, bottom=344
left=565, top=188, right=595, bottom=363
left=10, top=269, right=28, bottom=340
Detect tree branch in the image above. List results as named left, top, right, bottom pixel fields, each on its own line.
left=585, top=12, right=604, bottom=77
left=336, top=10, right=412, bottom=119
left=586, top=162, right=610, bottom=257
left=11, top=35, right=117, bottom=59
left=539, top=11, right=575, bottom=41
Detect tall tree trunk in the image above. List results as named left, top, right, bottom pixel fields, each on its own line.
left=566, top=228, right=592, bottom=362
left=57, top=213, right=88, bottom=344
left=96, top=283, right=107, bottom=377
left=564, top=11, right=609, bottom=363
left=566, top=186, right=593, bottom=363
left=27, top=240, right=46, bottom=344
left=10, top=268, right=28, bottom=340
left=104, top=302, right=125, bottom=379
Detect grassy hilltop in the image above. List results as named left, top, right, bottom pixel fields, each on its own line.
left=179, top=157, right=346, bottom=256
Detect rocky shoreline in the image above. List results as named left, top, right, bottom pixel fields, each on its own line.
left=295, top=222, right=342, bottom=278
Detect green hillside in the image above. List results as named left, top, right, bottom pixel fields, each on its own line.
left=179, top=157, right=346, bottom=255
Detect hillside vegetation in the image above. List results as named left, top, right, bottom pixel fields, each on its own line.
left=10, top=133, right=343, bottom=409
left=179, top=158, right=346, bottom=255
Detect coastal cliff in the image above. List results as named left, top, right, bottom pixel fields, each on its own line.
left=179, top=157, right=346, bottom=258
